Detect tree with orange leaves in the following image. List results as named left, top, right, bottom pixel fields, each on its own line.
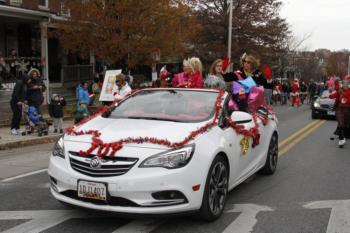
left=54, top=0, right=200, bottom=67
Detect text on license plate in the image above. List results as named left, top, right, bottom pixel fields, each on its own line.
left=327, top=110, right=335, bottom=116
left=78, top=180, right=107, bottom=201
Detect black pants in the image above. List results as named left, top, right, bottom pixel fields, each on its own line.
left=10, top=101, right=22, bottom=130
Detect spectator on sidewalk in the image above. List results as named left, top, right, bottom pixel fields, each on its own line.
left=49, top=94, right=66, bottom=134
left=10, top=75, right=27, bottom=135
left=90, top=75, right=101, bottom=106
left=308, top=79, right=317, bottom=103
left=281, top=80, right=290, bottom=105
left=26, top=68, right=46, bottom=114
left=75, top=81, right=91, bottom=123
left=0, top=52, right=6, bottom=89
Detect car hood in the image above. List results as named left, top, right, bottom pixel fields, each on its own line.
left=64, top=116, right=210, bottom=149
left=317, top=98, right=335, bottom=106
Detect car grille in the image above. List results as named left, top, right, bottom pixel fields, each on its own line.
left=60, top=190, right=140, bottom=207
left=320, top=104, right=332, bottom=109
left=69, top=151, right=138, bottom=177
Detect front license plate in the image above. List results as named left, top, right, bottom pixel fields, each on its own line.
left=77, top=180, right=107, bottom=201
left=327, top=110, right=335, bottom=116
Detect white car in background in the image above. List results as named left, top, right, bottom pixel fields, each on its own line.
left=48, top=88, right=278, bottom=221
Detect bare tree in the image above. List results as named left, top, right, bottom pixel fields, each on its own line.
left=188, top=0, right=290, bottom=69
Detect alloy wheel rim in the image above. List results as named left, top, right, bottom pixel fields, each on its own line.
left=208, top=161, right=228, bottom=215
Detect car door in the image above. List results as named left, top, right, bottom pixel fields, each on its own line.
left=219, top=99, right=256, bottom=186
left=230, top=111, right=258, bottom=183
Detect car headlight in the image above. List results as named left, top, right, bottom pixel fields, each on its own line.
left=313, top=100, right=320, bottom=108
left=139, top=144, right=195, bottom=169
left=52, top=137, right=65, bottom=159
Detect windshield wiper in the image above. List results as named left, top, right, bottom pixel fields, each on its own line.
left=126, top=116, right=183, bottom=122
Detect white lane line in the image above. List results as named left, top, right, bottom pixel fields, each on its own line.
left=223, top=204, right=274, bottom=233
left=1, top=169, right=48, bottom=182
left=111, top=219, right=165, bottom=233
left=304, top=200, right=350, bottom=233
left=1, top=211, right=76, bottom=233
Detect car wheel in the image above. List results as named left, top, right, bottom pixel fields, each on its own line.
left=198, top=155, right=228, bottom=221
left=311, top=111, right=318, bottom=119
left=259, top=133, right=278, bottom=175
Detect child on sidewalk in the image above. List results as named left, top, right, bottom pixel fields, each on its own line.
left=49, top=94, right=66, bottom=133
left=28, top=105, right=48, bottom=136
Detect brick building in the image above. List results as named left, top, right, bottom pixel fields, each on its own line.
left=0, top=0, right=93, bottom=104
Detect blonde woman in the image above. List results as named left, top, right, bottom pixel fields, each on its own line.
left=172, top=57, right=204, bottom=88
left=221, top=53, right=267, bottom=111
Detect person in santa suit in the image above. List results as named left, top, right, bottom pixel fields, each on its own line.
left=328, top=78, right=350, bottom=147
left=291, top=78, right=300, bottom=107
left=159, top=65, right=171, bottom=87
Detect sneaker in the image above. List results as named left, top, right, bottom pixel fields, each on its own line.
left=54, top=129, right=58, bottom=133
left=11, top=129, right=18, bottom=135
left=338, top=139, right=346, bottom=147
left=59, top=129, right=64, bottom=134
left=16, top=129, right=23, bottom=135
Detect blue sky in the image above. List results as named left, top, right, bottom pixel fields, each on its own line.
left=279, top=0, right=350, bottom=51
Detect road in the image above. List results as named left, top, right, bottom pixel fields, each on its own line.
left=1, top=104, right=349, bottom=233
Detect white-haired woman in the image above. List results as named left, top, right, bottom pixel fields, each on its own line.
left=172, top=57, right=204, bottom=88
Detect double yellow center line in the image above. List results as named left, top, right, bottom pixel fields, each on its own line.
left=278, top=119, right=326, bottom=157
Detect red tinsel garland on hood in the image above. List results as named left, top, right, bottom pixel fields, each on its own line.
left=66, top=89, right=271, bottom=158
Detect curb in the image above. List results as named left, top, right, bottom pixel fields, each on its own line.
left=0, top=116, right=75, bottom=128
left=0, top=135, right=61, bottom=150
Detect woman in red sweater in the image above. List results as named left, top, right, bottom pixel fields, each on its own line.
left=329, top=79, right=350, bottom=147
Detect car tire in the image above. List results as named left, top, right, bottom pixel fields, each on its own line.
left=259, top=133, right=278, bottom=175
left=198, top=155, right=229, bottom=221
left=311, top=111, right=318, bottom=119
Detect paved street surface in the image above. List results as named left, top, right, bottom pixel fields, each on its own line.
left=1, top=104, right=350, bottom=233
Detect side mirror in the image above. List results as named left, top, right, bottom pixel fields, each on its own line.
left=230, top=111, right=252, bottom=124
left=101, top=105, right=116, bottom=118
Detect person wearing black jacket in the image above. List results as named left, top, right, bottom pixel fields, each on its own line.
left=49, top=94, right=66, bottom=133
left=26, top=68, right=46, bottom=114
left=222, top=54, right=267, bottom=111
left=10, top=75, right=27, bottom=135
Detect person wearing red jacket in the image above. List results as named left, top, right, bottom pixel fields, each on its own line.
left=329, top=79, right=350, bottom=147
left=291, top=78, right=300, bottom=107
left=172, top=57, right=204, bottom=88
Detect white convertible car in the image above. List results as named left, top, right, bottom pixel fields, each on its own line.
left=48, top=88, right=278, bottom=221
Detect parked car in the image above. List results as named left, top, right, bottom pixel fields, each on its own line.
left=48, top=88, right=278, bottom=221
left=311, top=90, right=336, bottom=119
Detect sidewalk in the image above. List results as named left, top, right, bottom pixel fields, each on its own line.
left=0, top=120, right=74, bottom=150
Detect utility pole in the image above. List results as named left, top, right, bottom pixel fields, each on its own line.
left=227, top=0, right=233, bottom=71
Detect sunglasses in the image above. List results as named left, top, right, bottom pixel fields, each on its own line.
left=243, top=60, right=253, bottom=65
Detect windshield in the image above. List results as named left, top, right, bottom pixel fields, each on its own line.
left=321, top=90, right=330, bottom=98
left=110, top=89, right=219, bottom=123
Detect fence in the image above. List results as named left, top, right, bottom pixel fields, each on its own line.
left=61, top=65, right=94, bottom=87
left=0, top=57, right=42, bottom=91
